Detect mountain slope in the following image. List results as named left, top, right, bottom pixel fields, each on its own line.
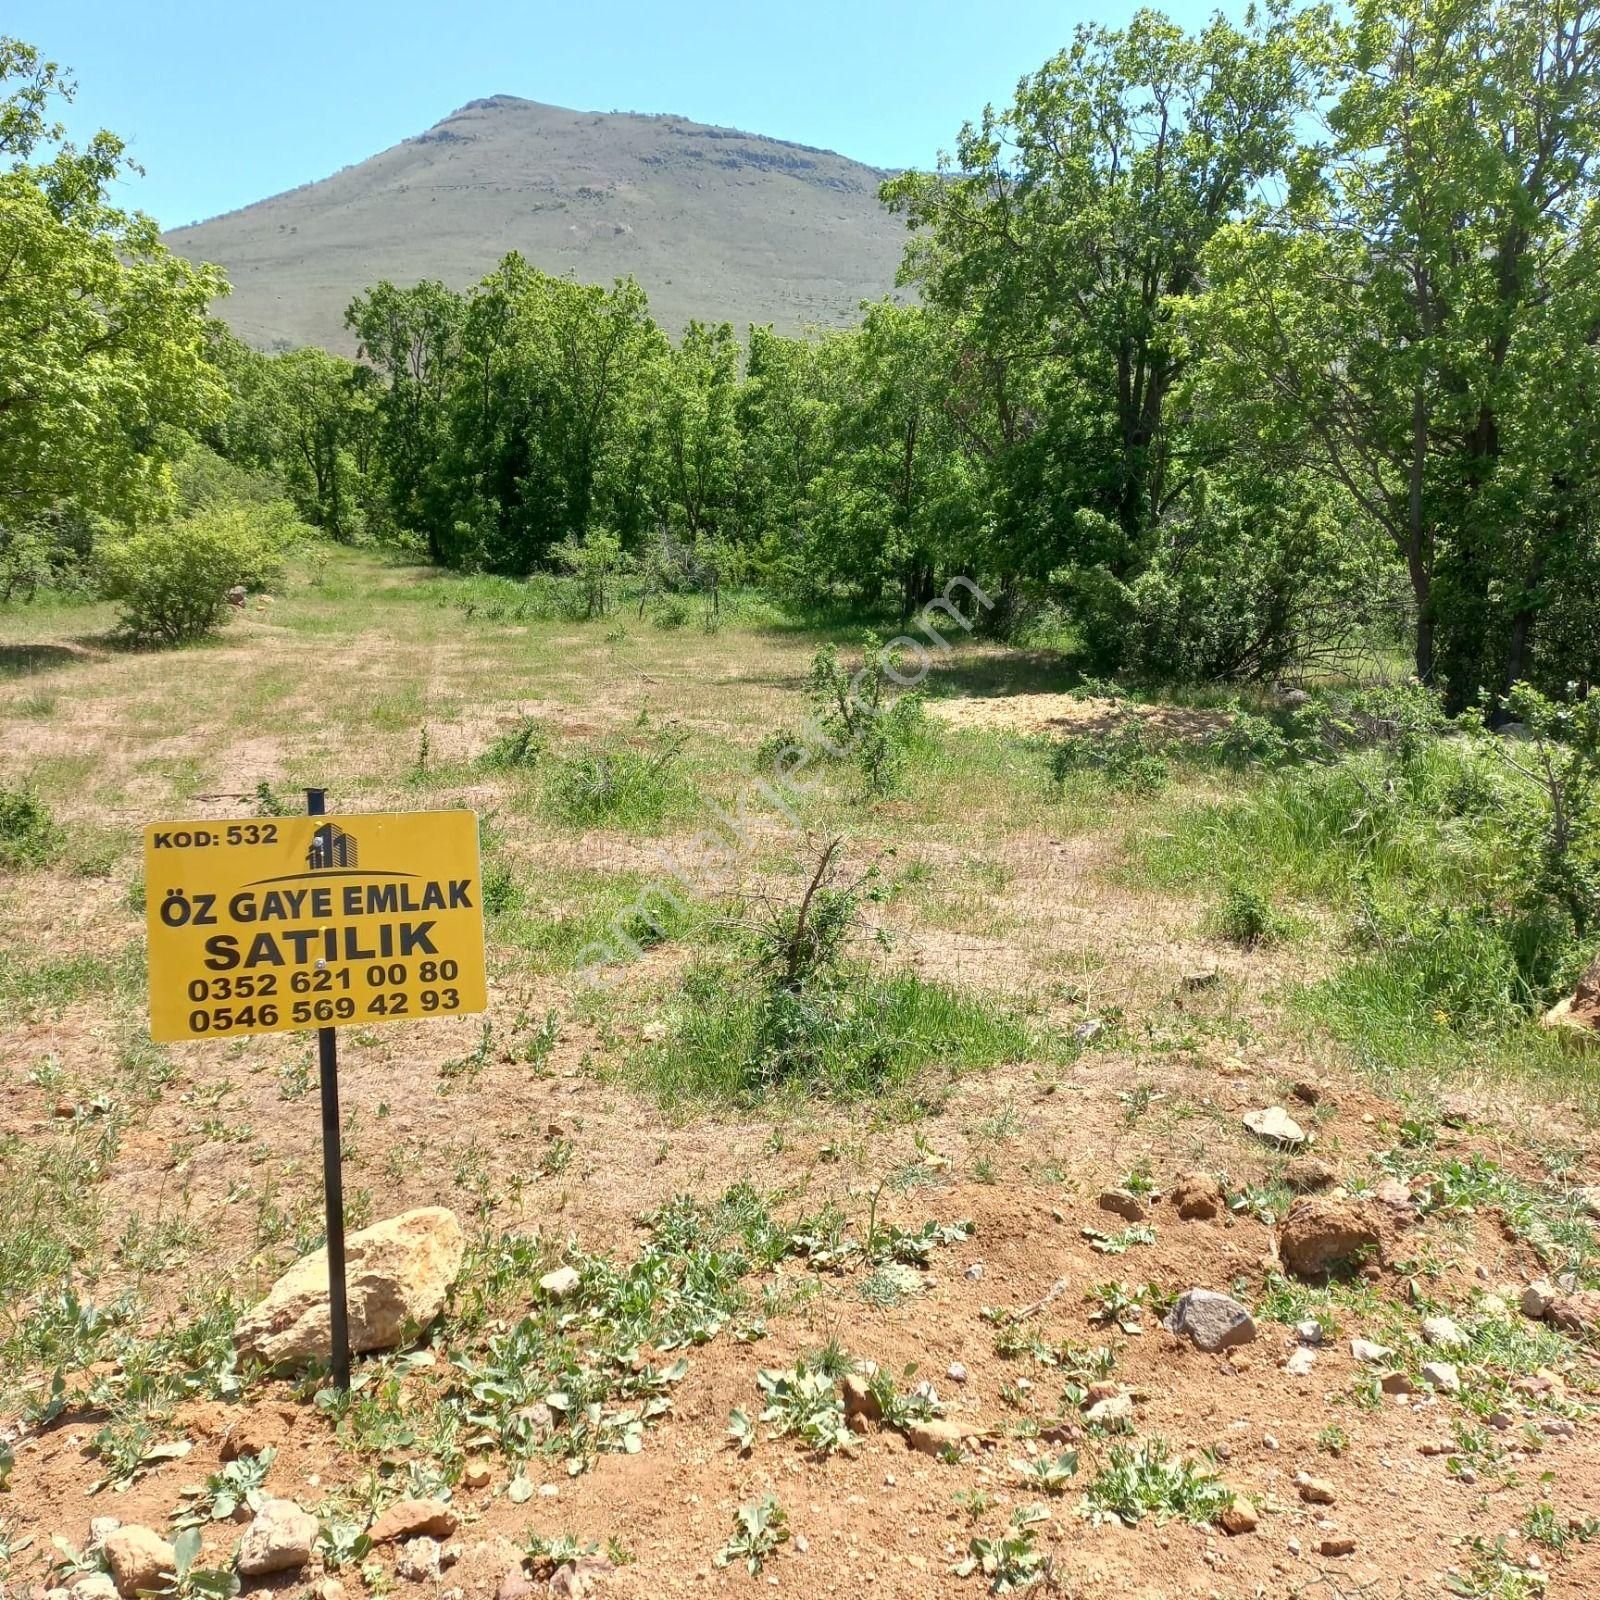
left=164, top=96, right=908, bottom=352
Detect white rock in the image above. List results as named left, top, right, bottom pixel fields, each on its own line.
left=1285, top=1348, right=1317, bottom=1377
left=539, top=1266, right=581, bottom=1299
left=1421, top=1361, right=1461, bottom=1395
left=237, top=1498, right=318, bottom=1577
left=1421, top=1315, right=1467, bottom=1350
left=1242, top=1107, right=1307, bottom=1148
left=1085, top=1393, right=1135, bottom=1426
left=396, top=1537, right=442, bottom=1583
left=1350, top=1338, right=1392, bottom=1364
left=68, top=1577, right=119, bottom=1600
left=1295, top=1320, right=1324, bottom=1346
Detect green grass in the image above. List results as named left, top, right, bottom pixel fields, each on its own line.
left=0, top=941, right=144, bottom=1020
left=624, top=962, right=1056, bottom=1110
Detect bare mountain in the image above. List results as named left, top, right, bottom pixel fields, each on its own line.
left=163, top=96, right=908, bottom=352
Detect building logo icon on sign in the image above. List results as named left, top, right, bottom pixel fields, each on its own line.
left=307, top=822, right=359, bottom=871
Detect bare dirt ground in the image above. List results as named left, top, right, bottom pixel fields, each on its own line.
left=4, top=557, right=1599, bottom=1600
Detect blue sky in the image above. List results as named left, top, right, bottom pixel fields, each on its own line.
left=13, top=0, right=1219, bottom=228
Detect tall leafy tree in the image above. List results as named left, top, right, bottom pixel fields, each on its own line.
left=649, top=319, right=742, bottom=542
left=346, top=279, right=464, bottom=556
left=882, top=6, right=1326, bottom=591
left=0, top=38, right=225, bottom=576
left=1192, top=0, right=1600, bottom=696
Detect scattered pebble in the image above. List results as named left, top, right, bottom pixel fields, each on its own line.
left=1421, top=1361, right=1461, bottom=1395
left=1294, top=1473, right=1336, bottom=1505
left=1421, top=1315, right=1467, bottom=1349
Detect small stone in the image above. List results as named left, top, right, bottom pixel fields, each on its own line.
left=236, top=1498, right=318, bottom=1576
left=1539, top=1418, right=1576, bottom=1439
left=1421, top=1315, right=1467, bottom=1349
left=1164, top=1289, right=1256, bottom=1352
left=1521, top=1281, right=1556, bottom=1319
left=1574, top=1186, right=1600, bottom=1219
left=1421, top=1362, right=1461, bottom=1395
left=1380, top=1371, right=1417, bottom=1395
left=1219, top=1497, right=1258, bottom=1535
left=965, top=1262, right=984, bottom=1281
left=88, top=1519, right=121, bottom=1550
left=947, top=1362, right=968, bottom=1384
left=1294, top=1473, right=1336, bottom=1505
left=1243, top=1106, right=1307, bottom=1148
left=369, top=1499, right=459, bottom=1545
left=461, top=1462, right=493, bottom=1490
left=312, top=1580, right=349, bottom=1600
left=1262, top=1433, right=1279, bottom=1451
left=1374, top=1178, right=1416, bottom=1219
left=102, top=1527, right=177, bottom=1599
left=1284, top=1157, right=1337, bottom=1193
left=1320, top=1536, right=1356, bottom=1557
left=548, top=1556, right=616, bottom=1599
left=1295, top=1320, right=1324, bottom=1346
left=1285, top=1348, right=1317, bottom=1377
left=842, top=1373, right=882, bottom=1420
left=1351, top=1338, right=1392, bottom=1364
left=1171, top=1173, right=1224, bottom=1221
left=906, top=1418, right=975, bottom=1456
left=1291, top=1080, right=1321, bottom=1105
left=396, top=1537, right=442, bottom=1584
left=1546, top=1290, right=1600, bottom=1335
left=1278, top=1198, right=1381, bottom=1279
left=1075, top=1018, right=1104, bottom=1043
left=539, top=1266, right=581, bottom=1300
left=1084, top=1393, right=1135, bottom=1426
left=496, top=1570, right=535, bottom=1600
left=68, top=1577, right=119, bottom=1600
left=1099, top=1189, right=1148, bottom=1223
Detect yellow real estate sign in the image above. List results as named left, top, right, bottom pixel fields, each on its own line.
left=144, top=810, right=487, bottom=1042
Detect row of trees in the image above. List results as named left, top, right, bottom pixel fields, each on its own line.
left=4, top=6, right=1598, bottom=703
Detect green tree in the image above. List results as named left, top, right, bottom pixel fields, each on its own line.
left=649, top=320, right=742, bottom=543
left=882, top=6, right=1326, bottom=614
left=1191, top=0, right=1600, bottom=698
left=345, top=278, right=464, bottom=556
left=0, top=39, right=226, bottom=550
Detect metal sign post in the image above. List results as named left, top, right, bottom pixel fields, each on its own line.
left=305, top=788, right=352, bottom=1391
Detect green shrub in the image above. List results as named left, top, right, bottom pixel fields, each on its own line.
left=544, top=726, right=690, bottom=828
left=1209, top=883, right=1288, bottom=949
left=651, top=596, right=692, bottom=629
left=1047, top=720, right=1170, bottom=796
left=97, top=503, right=302, bottom=645
left=801, top=635, right=929, bottom=796
left=480, top=719, right=548, bottom=771
left=631, top=843, right=1050, bottom=1105
left=0, top=785, right=64, bottom=869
